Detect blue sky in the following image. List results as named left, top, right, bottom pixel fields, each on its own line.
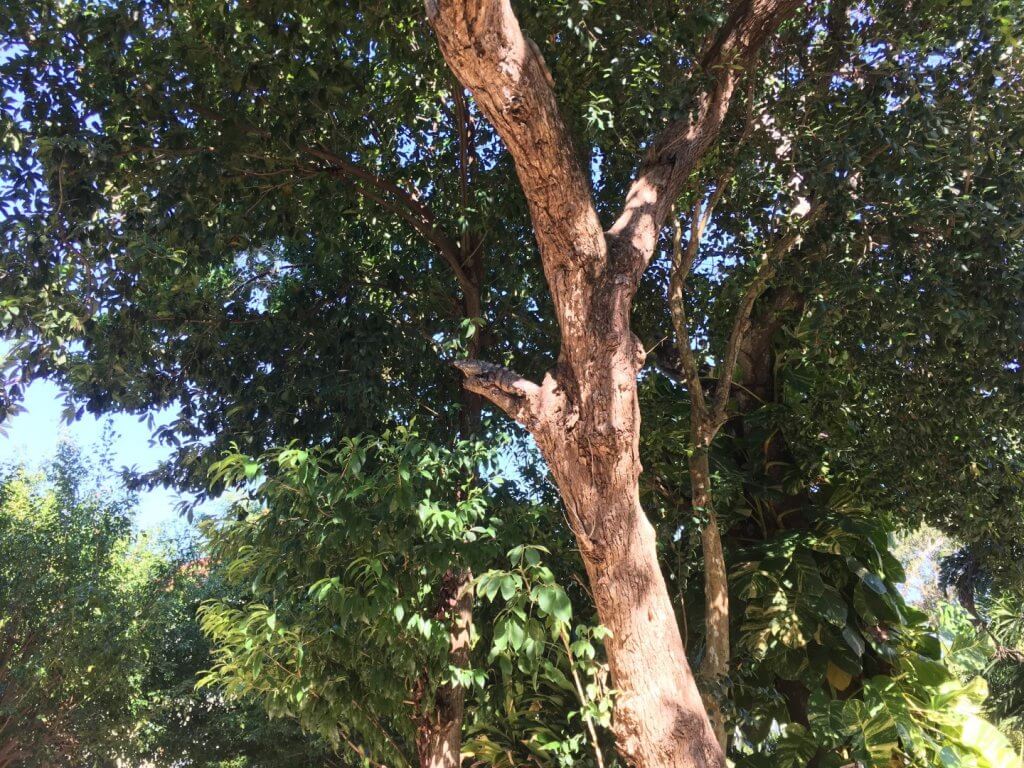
left=0, top=378, right=218, bottom=533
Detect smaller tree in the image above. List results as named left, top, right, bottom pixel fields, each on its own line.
left=128, top=536, right=345, bottom=768
left=197, top=427, right=611, bottom=768
left=0, top=446, right=152, bottom=768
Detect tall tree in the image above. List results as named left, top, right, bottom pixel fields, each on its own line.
left=0, top=448, right=152, bottom=768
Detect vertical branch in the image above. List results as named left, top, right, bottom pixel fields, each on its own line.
left=709, top=201, right=825, bottom=427
left=669, top=204, right=709, bottom=424
left=560, top=628, right=607, bottom=768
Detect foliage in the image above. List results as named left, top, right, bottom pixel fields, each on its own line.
left=982, top=592, right=1024, bottom=749
left=2, top=0, right=1024, bottom=764
left=0, top=446, right=154, bottom=767
left=640, top=340, right=1023, bottom=767
left=128, top=538, right=344, bottom=768
left=197, top=427, right=602, bottom=767
left=468, top=547, right=613, bottom=768
left=729, top=488, right=1020, bottom=767
left=0, top=446, right=341, bottom=768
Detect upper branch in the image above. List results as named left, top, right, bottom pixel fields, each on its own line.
left=303, top=144, right=475, bottom=294
left=320, top=165, right=472, bottom=295
left=426, top=0, right=605, bottom=289
left=668, top=204, right=708, bottom=422
left=609, top=0, right=800, bottom=275
left=191, top=105, right=473, bottom=293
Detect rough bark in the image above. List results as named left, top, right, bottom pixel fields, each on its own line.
left=417, top=570, right=474, bottom=768
left=426, top=1, right=799, bottom=766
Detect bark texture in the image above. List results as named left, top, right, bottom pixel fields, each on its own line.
left=426, top=1, right=799, bottom=766
left=417, top=570, right=474, bottom=768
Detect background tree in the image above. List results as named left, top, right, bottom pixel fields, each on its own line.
left=0, top=445, right=344, bottom=768
left=127, top=534, right=347, bottom=768
left=0, top=446, right=152, bottom=768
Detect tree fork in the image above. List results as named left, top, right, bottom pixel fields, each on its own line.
left=428, top=0, right=799, bottom=764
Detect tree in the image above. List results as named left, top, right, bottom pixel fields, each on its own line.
left=3, top=0, right=1024, bottom=766
left=196, top=430, right=608, bottom=768
left=0, top=446, right=341, bottom=768
left=128, top=535, right=348, bottom=768
left=0, top=446, right=151, bottom=767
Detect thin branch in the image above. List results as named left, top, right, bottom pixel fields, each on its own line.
left=699, top=78, right=759, bottom=235
left=668, top=204, right=708, bottom=422
left=559, top=627, right=606, bottom=768
left=325, top=167, right=473, bottom=293
left=188, top=105, right=472, bottom=293
left=709, top=201, right=826, bottom=425
left=453, top=85, right=473, bottom=247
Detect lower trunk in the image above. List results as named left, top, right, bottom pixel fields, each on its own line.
left=416, top=570, right=473, bottom=768
left=690, top=449, right=730, bottom=748
left=416, top=706, right=461, bottom=768
left=551, top=470, right=725, bottom=768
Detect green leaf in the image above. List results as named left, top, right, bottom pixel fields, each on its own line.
left=534, top=585, right=572, bottom=623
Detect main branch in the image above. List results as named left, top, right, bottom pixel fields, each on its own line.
left=426, top=0, right=607, bottom=368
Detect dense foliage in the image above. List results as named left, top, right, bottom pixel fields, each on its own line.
left=2, top=0, right=1024, bottom=765
left=129, top=539, right=344, bottom=768
left=0, top=447, right=149, bottom=767
left=0, top=449, right=340, bottom=768
left=197, top=429, right=610, bottom=767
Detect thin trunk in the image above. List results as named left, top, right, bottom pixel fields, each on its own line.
left=416, top=571, right=473, bottom=768
left=690, top=448, right=729, bottom=749
left=419, top=95, right=483, bottom=766
left=670, top=207, right=732, bottom=750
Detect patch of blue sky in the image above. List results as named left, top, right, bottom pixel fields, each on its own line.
left=0, top=379, right=221, bottom=533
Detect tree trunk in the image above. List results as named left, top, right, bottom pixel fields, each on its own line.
left=417, top=570, right=473, bottom=768
left=690, top=448, right=730, bottom=749
left=469, top=320, right=724, bottom=768
left=556, top=477, right=725, bottom=768
left=427, top=2, right=798, bottom=766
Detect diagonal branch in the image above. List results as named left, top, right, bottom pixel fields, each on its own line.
left=323, top=167, right=473, bottom=295
left=451, top=359, right=540, bottom=426
left=667, top=94, right=756, bottom=427
left=189, top=105, right=473, bottom=294
left=426, top=0, right=606, bottom=351
left=609, top=0, right=800, bottom=277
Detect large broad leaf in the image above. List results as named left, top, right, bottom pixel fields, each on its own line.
left=959, top=715, right=1024, bottom=768
left=842, top=697, right=900, bottom=768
